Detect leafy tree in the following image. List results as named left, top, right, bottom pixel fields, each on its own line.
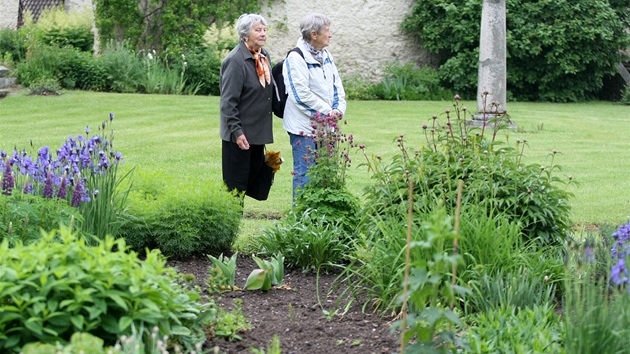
left=93, top=0, right=264, bottom=54
left=403, top=0, right=630, bottom=102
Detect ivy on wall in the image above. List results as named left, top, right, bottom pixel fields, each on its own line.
left=93, top=0, right=269, bottom=54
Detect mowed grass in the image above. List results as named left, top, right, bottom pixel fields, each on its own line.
left=1, top=90, right=628, bottom=240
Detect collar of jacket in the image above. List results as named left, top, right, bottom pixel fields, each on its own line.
left=238, top=41, right=269, bottom=61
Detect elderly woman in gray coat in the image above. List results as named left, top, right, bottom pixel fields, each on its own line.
left=220, top=13, right=274, bottom=199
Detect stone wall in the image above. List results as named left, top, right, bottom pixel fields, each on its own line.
left=260, top=0, right=435, bottom=82
left=0, top=0, right=19, bottom=29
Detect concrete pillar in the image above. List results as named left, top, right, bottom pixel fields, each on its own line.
left=0, top=0, right=19, bottom=29
left=474, top=0, right=507, bottom=120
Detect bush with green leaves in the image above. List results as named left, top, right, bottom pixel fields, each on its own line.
left=119, top=172, right=242, bottom=259
left=358, top=96, right=573, bottom=246
left=0, top=226, right=216, bottom=352
left=466, top=304, right=562, bottom=353
left=180, top=46, right=223, bottom=96
left=371, top=62, right=453, bottom=101
left=16, top=43, right=106, bottom=91
left=94, top=0, right=261, bottom=54
left=402, top=0, right=630, bottom=102
left=0, top=194, right=83, bottom=246
left=0, top=28, right=28, bottom=63
left=98, top=40, right=145, bottom=93
left=256, top=209, right=352, bottom=272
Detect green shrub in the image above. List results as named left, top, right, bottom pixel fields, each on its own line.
left=359, top=97, right=573, bottom=246
left=371, top=63, right=453, bottom=101
left=42, top=27, right=94, bottom=53
left=255, top=209, right=351, bottom=272
left=0, top=226, right=216, bottom=352
left=16, top=43, right=61, bottom=87
left=0, top=194, right=83, bottom=246
left=98, top=40, right=144, bottom=93
left=56, top=47, right=107, bottom=91
left=0, top=28, right=28, bottom=63
left=181, top=46, right=222, bottom=96
left=17, top=44, right=106, bottom=91
left=27, top=77, right=61, bottom=95
left=342, top=75, right=379, bottom=100
left=120, top=172, right=242, bottom=259
left=466, top=304, right=562, bottom=353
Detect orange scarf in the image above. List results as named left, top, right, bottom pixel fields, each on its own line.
left=245, top=42, right=271, bottom=88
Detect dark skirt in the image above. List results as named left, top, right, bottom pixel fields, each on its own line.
left=222, top=140, right=272, bottom=200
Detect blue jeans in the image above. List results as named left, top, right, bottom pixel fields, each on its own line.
left=289, top=132, right=315, bottom=202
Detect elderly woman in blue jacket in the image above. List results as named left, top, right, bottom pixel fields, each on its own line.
left=282, top=13, right=347, bottom=201
left=220, top=13, right=274, bottom=200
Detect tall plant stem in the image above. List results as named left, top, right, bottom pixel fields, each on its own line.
left=400, top=179, right=414, bottom=354
left=450, top=180, right=464, bottom=309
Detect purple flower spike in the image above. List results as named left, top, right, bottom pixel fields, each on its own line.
left=2, top=161, right=14, bottom=196
left=71, top=177, right=84, bottom=207
left=57, top=175, right=67, bottom=200
left=43, top=170, right=54, bottom=198
left=109, top=113, right=114, bottom=121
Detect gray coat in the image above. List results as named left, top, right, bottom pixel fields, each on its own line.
left=219, top=42, right=274, bottom=145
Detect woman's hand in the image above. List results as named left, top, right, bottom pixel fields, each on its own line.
left=236, top=135, right=250, bottom=150
left=331, top=109, right=343, bottom=119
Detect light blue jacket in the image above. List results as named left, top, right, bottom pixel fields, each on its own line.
left=282, top=38, right=346, bottom=136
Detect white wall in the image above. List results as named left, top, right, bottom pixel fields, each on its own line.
left=0, top=0, right=19, bottom=29
left=260, top=0, right=435, bottom=82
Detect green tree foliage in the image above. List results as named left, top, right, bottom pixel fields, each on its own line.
left=93, top=0, right=264, bottom=53
left=403, top=0, right=630, bottom=102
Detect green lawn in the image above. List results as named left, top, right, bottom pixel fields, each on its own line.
left=1, top=91, right=628, bottom=236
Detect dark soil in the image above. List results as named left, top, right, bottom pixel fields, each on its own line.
left=167, top=254, right=400, bottom=354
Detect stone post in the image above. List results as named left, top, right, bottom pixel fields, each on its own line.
left=471, top=0, right=511, bottom=126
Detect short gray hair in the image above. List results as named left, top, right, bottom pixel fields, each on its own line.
left=299, top=13, right=331, bottom=41
left=236, top=13, right=268, bottom=41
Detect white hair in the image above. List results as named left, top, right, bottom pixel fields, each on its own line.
left=236, top=13, right=268, bottom=41
left=300, top=13, right=331, bottom=40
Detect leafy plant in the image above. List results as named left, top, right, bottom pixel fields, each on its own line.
left=207, top=252, right=239, bottom=292
left=391, top=207, right=468, bottom=353
left=466, top=304, right=562, bottom=353
left=250, top=334, right=281, bottom=354
left=212, top=299, right=251, bottom=341
left=1, top=115, right=131, bottom=243
left=0, top=193, right=83, bottom=246
left=465, top=267, right=556, bottom=316
left=372, top=63, right=453, bottom=101
left=359, top=95, right=574, bottom=246
left=120, top=171, right=242, bottom=259
left=0, top=226, right=216, bottom=352
left=294, top=112, right=361, bottom=236
left=563, top=225, right=630, bottom=353
left=256, top=209, right=351, bottom=272
left=244, top=253, right=285, bottom=291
